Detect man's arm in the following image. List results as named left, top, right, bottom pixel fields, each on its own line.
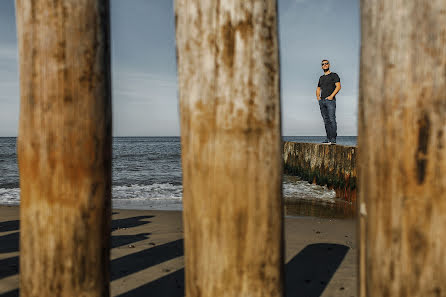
left=327, top=82, right=341, bottom=100
left=316, top=87, right=321, bottom=101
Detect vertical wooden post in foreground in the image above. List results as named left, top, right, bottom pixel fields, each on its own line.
left=358, top=0, right=446, bottom=296
left=16, top=1, right=111, bottom=296
left=175, top=1, right=284, bottom=296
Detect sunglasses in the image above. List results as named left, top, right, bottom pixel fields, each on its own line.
left=321, top=62, right=329, bottom=66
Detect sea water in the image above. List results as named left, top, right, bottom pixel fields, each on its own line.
left=0, top=136, right=356, bottom=214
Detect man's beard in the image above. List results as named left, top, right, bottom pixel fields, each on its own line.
left=323, top=68, right=330, bottom=73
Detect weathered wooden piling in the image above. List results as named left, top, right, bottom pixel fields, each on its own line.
left=175, top=1, right=284, bottom=296
left=358, top=0, right=446, bottom=296
left=15, top=1, right=112, bottom=296
left=283, top=142, right=357, bottom=202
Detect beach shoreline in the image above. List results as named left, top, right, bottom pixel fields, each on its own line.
left=0, top=205, right=357, bottom=297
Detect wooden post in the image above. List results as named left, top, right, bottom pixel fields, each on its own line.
left=358, top=0, right=446, bottom=296
left=15, top=1, right=111, bottom=296
left=175, top=1, right=284, bottom=296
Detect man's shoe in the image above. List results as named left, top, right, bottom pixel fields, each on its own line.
left=322, top=140, right=331, bottom=145
left=330, top=140, right=336, bottom=145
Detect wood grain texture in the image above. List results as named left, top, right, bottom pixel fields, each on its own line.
left=175, top=1, right=284, bottom=296
left=358, top=0, right=446, bottom=296
left=15, top=1, right=112, bottom=296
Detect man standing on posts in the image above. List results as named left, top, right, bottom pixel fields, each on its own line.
left=316, top=59, right=341, bottom=144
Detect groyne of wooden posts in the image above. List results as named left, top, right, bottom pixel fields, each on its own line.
left=283, top=142, right=357, bottom=203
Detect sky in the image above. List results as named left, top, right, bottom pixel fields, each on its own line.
left=0, top=0, right=360, bottom=137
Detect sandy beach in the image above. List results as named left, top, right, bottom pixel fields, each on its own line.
left=0, top=205, right=356, bottom=297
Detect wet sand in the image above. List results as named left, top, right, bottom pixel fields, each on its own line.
left=285, top=198, right=356, bottom=219
left=0, top=205, right=357, bottom=297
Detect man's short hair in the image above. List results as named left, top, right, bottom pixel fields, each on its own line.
left=322, top=59, right=329, bottom=63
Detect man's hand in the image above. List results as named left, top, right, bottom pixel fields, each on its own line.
left=326, top=82, right=341, bottom=100
left=317, top=97, right=321, bottom=101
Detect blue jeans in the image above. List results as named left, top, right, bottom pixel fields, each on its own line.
left=319, top=99, right=337, bottom=142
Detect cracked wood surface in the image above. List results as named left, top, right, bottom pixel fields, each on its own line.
left=15, top=1, right=112, bottom=296
left=175, top=1, right=284, bottom=296
left=358, top=0, right=446, bottom=296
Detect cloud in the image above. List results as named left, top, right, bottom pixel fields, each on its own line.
left=113, top=69, right=177, bottom=103
left=278, top=0, right=359, bottom=136
left=112, top=68, right=180, bottom=136
left=0, top=0, right=359, bottom=137
left=0, top=44, right=19, bottom=136
left=0, top=43, right=18, bottom=73
left=0, top=43, right=20, bottom=136
left=0, top=46, right=17, bottom=60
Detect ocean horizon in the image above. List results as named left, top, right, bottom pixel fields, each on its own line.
left=0, top=136, right=357, bottom=211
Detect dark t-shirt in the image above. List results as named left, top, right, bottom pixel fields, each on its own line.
left=318, top=72, right=340, bottom=99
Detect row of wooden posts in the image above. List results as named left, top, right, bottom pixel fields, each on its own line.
left=14, top=0, right=445, bottom=296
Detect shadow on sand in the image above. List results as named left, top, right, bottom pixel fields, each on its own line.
left=0, top=214, right=349, bottom=297
left=0, top=215, right=154, bottom=282
left=111, top=215, right=154, bottom=231
left=0, top=220, right=19, bottom=233
left=285, top=243, right=350, bottom=297
left=111, top=239, right=183, bottom=281
left=114, top=243, right=349, bottom=297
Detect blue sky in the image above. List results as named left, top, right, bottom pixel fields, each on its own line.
left=0, top=0, right=359, bottom=136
